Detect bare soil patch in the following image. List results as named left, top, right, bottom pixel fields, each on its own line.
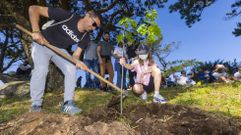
left=1, top=103, right=240, bottom=135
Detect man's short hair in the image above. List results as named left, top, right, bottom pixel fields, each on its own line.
left=87, top=10, right=100, bottom=19
left=104, top=32, right=109, bottom=35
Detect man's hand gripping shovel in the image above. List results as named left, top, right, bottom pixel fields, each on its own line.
left=15, top=24, right=127, bottom=108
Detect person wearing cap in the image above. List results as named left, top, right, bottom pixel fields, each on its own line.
left=119, top=44, right=167, bottom=103
left=212, top=64, right=231, bottom=83
left=28, top=5, right=101, bottom=115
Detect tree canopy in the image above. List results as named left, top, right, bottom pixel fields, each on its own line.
left=0, top=0, right=240, bottom=73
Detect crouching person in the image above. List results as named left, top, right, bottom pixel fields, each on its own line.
left=119, top=44, right=167, bottom=104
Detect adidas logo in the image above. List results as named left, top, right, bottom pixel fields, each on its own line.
left=62, top=25, right=80, bottom=42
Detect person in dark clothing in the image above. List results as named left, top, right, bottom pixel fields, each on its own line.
left=83, top=40, right=100, bottom=89
left=16, top=60, right=32, bottom=77
left=76, top=76, right=82, bottom=88
left=97, top=33, right=114, bottom=91
left=126, top=44, right=138, bottom=89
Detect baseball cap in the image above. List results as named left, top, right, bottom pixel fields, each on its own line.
left=135, top=44, right=150, bottom=55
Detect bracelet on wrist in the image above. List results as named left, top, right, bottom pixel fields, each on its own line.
left=32, top=30, right=41, bottom=33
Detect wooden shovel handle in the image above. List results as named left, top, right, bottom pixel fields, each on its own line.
left=15, top=24, right=122, bottom=93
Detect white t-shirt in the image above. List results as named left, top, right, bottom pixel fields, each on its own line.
left=177, top=76, right=189, bottom=85
left=114, top=46, right=127, bottom=58
left=176, top=75, right=196, bottom=85
left=212, top=72, right=227, bottom=80
left=234, top=71, right=241, bottom=79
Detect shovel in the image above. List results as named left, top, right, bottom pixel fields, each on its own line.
left=15, top=24, right=127, bottom=107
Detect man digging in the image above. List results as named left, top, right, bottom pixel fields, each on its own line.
left=28, top=5, right=101, bottom=115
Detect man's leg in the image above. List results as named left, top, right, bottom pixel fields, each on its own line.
left=84, top=59, right=92, bottom=88
left=51, top=49, right=76, bottom=103
left=30, top=43, right=51, bottom=107
left=51, top=49, right=82, bottom=115
left=128, top=60, right=136, bottom=88
left=92, top=59, right=100, bottom=88
left=151, top=67, right=166, bottom=103
left=106, top=60, right=114, bottom=84
left=116, top=61, right=122, bottom=88
left=99, top=57, right=106, bottom=88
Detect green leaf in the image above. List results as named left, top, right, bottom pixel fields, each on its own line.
left=116, top=34, right=124, bottom=43
left=129, top=19, right=137, bottom=28
left=137, top=24, right=148, bottom=36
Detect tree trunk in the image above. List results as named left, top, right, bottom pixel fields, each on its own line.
left=46, top=63, right=64, bottom=93
left=1, top=0, right=65, bottom=92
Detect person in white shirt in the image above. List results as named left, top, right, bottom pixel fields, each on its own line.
left=113, top=42, right=127, bottom=89
left=212, top=64, right=231, bottom=83
left=234, top=67, right=241, bottom=81
left=174, top=71, right=196, bottom=86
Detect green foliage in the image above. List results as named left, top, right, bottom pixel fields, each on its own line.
left=117, top=9, right=162, bottom=46
left=146, top=9, right=158, bottom=21
left=169, top=0, right=215, bottom=27
left=163, top=59, right=201, bottom=77
left=232, top=23, right=241, bottom=37
left=192, top=59, right=240, bottom=75
left=136, top=24, right=148, bottom=36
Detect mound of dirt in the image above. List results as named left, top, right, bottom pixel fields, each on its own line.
left=0, top=112, right=136, bottom=135
left=0, top=104, right=240, bottom=135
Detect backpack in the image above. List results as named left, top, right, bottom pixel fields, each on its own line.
left=41, top=14, right=74, bottom=30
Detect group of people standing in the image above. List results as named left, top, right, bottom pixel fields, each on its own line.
left=81, top=33, right=132, bottom=91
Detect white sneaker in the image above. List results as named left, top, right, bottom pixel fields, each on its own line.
left=140, top=91, right=147, bottom=101
left=153, top=95, right=167, bottom=104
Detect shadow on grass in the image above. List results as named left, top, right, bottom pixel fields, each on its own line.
left=0, top=96, right=30, bottom=123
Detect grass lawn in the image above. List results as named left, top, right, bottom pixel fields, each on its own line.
left=0, top=82, right=241, bottom=123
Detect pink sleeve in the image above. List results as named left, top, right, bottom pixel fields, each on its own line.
left=130, top=60, right=138, bottom=72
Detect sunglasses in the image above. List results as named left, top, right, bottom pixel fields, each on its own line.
left=90, top=16, right=98, bottom=28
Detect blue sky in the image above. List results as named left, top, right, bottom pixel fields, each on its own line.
left=158, top=0, right=241, bottom=62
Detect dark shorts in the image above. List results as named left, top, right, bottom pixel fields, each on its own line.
left=101, top=55, right=111, bottom=62
left=137, top=77, right=154, bottom=93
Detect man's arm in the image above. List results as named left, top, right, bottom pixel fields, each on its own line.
left=72, top=47, right=82, bottom=61
left=73, top=47, right=88, bottom=70
left=97, top=45, right=102, bottom=64
left=28, top=5, right=49, bottom=44
left=29, top=5, right=49, bottom=32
